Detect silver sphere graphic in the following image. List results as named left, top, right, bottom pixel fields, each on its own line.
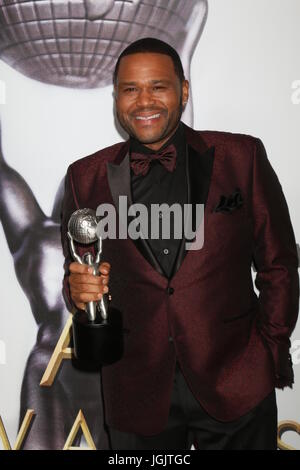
left=68, top=208, right=98, bottom=244
left=0, top=0, right=207, bottom=88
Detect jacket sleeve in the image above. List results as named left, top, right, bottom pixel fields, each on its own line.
left=251, top=138, right=299, bottom=389
left=60, top=165, right=78, bottom=313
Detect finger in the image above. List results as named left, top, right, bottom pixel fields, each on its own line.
left=75, top=302, right=85, bottom=311
left=70, top=273, right=103, bottom=286
left=99, top=262, right=111, bottom=275
left=71, top=289, right=108, bottom=304
left=100, top=274, right=109, bottom=286
left=69, top=262, right=93, bottom=275
left=71, top=283, right=108, bottom=294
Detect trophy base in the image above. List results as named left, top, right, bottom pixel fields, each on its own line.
left=72, top=307, right=123, bottom=367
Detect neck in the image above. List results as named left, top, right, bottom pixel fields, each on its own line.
left=134, top=123, right=180, bottom=152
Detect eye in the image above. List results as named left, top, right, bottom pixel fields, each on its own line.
left=153, top=86, right=166, bottom=91
left=123, top=87, right=137, bottom=93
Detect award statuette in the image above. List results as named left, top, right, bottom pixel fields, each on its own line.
left=67, top=208, right=123, bottom=366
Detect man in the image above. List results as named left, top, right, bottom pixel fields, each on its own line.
left=61, top=38, right=299, bottom=450
left=0, top=1, right=207, bottom=449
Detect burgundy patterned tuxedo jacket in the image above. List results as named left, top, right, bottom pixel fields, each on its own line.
left=61, top=123, right=299, bottom=435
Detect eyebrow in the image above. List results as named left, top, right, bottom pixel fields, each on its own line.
left=118, top=79, right=172, bottom=86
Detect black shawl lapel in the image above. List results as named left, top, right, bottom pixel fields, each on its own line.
left=170, top=143, right=215, bottom=278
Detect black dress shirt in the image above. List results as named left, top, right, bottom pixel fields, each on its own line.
left=129, top=122, right=188, bottom=279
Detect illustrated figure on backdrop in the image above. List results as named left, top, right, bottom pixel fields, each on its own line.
left=0, top=0, right=208, bottom=449
left=0, top=124, right=109, bottom=449
left=62, top=38, right=299, bottom=450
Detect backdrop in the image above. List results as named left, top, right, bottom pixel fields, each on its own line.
left=0, top=0, right=299, bottom=450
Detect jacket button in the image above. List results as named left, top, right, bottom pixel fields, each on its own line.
left=168, top=336, right=173, bottom=342
left=167, top=286, right=174, bottom=295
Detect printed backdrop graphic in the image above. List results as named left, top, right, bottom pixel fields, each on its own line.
left=0, top=0, right=299, bottom=450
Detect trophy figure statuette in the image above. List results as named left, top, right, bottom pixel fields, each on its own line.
left=67, top=208, right=123, bottom=366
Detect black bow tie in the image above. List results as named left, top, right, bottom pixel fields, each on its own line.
left=130, top=144, right=177, bottom=176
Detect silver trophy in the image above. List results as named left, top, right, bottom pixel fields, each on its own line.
left=67, top=208, right=107, bottom=322
left=67, top=208, right=123, bottom=365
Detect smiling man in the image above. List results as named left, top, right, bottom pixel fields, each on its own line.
left=114, top=51, right=189, bottom=150
left=61, top=38, right=299, bottom=450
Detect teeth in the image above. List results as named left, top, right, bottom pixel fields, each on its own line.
left=135, top=114, right=160, bottom=121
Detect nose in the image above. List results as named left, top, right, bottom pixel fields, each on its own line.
left=136, top=88, right=155, bottom=108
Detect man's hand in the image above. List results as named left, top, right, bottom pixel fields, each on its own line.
left=69, top=261, right=110, bottom=311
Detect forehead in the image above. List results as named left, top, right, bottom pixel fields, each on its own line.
left=117, top=53, right=178, bottom=83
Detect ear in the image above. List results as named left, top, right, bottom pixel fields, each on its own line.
left=181, top=79, right=189, bottom=106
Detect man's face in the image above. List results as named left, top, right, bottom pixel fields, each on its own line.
left=114, top=53, right=189, bottom=151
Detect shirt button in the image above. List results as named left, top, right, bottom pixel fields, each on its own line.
left=167, top=287, right=174, bottom=295
left=163, top=248, right=169, bottom=255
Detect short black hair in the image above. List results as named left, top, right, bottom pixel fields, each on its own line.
left=113, top=37, right=185, bottom=85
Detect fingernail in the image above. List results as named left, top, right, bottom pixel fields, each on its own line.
left=97, top=293, right=102, bottom=299
left=103, top=286, right=109, bottom=293
left=88, top=267, right=93, bottom=274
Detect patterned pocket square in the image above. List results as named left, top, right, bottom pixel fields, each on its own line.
left=213, top=187, right=244, bottom=213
